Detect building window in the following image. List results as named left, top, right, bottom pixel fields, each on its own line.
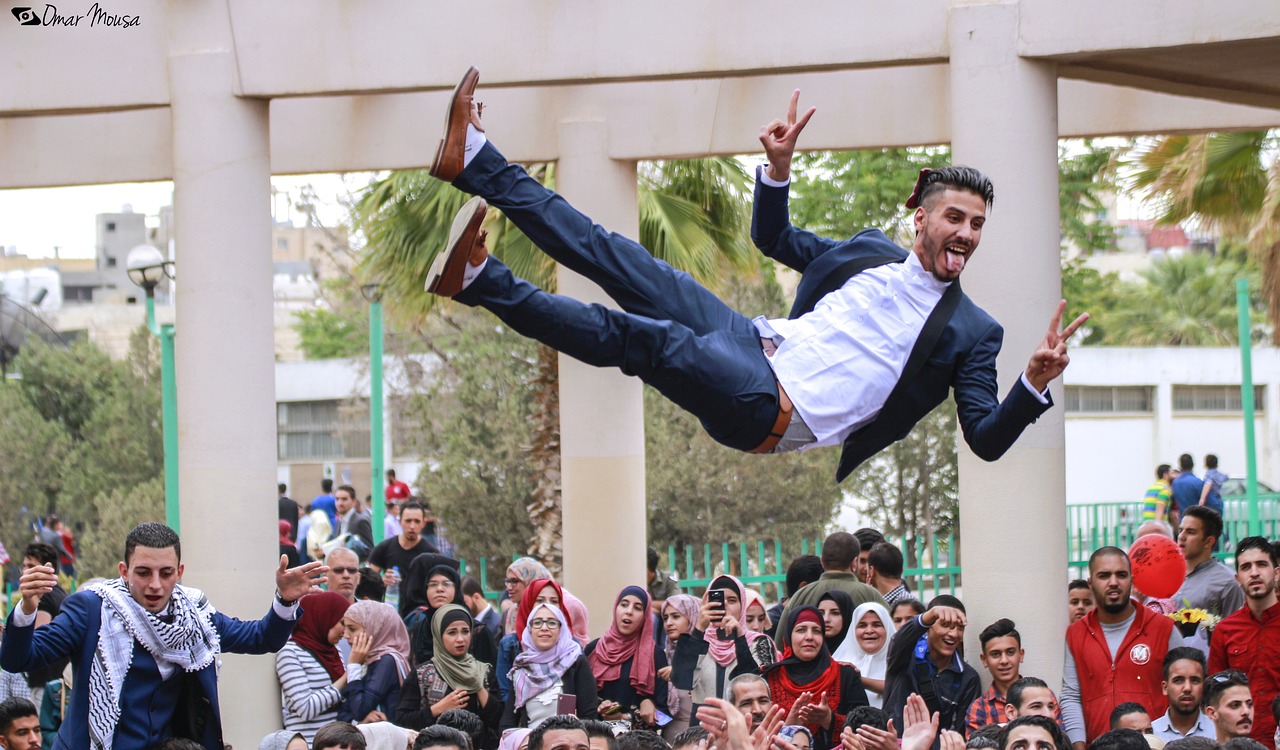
left=277, top=399, right=370, bottom=461
left=277, top=237, right=288, bottom=250
left=105, top=256, right=116, bottom=268
left=1172, top=385, right=1266, bottom=413
left=106, top=221, right=116, bottom=231
left=1065, top=386, right=1154, bottom=413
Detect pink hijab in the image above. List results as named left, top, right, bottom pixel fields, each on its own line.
left=588, top=586, right=656, bottom=694
left=346, top=600, right=411, bottom=683
left=704, top=574, right=767, bottom=666
left=563, top=589, right=591, bottom=646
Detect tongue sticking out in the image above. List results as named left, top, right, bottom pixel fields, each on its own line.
left=943, top=248, right=967, bottom=275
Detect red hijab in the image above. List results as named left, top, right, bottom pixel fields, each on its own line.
left=278, top=520, right=293, bottom=546
left=515, top=578, right=575, bottom=639
left=290, top=591, right=351, bottom=681
left=588, top=586, right=656, bottom=694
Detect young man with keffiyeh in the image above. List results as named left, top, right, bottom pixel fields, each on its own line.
left=0, top=522, right=328, bottom=750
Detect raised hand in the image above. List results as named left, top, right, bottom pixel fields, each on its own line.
left=1025, top=300, right=1089, bottom=392
left=276, top=556, right=328, bottom=603
left=759, top=89, right=817, bottom=183
left=18, top=563, right=58, bottom=616
left=797, top=691, right=832, bottom=730
left=841, top=727, right=867, bottom=750
left=784, top=691, right=813, bottom=726
left=698, top=697, right=752, bottom=750
left=939, top=731, right=965, bottom=750
left=752, top=705, right=785, bottom=750
left=349, top=631, right=372, bottom=666
left=899, top=694, right=940, bottom=750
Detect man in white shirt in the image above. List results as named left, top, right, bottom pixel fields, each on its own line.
left=425, top=69, right=1087, bottom=481
left=1152, top=647, right=1217, bottom=743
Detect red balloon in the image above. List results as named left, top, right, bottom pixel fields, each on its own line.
left=1129, top=535, right=1186, bottom=599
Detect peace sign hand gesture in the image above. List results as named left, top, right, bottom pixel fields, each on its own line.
left=759, top=89, right=816, bottom=183
left=1025, top=300, right=1089, bottom=392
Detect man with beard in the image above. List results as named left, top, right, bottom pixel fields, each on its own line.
left=1210, top=536, right=1280, bottom=749
left=1062, top=547, right=1180, bottom=749
left=367, top=502, right=439, bottom=588
left=1205, top=671, right=1255, bottom=744
left=1153, top=647, right=1216, bottom=743
left=727, top=674, right=773, bottom=731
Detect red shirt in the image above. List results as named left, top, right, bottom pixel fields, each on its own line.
left=385, top=480, right=411, bottom=501
left=1209, top=600, right=1280, bottom=750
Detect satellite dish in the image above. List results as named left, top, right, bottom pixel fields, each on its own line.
left=0, top=292, right=68, bottom=379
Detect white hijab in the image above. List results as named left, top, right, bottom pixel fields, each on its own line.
left=833, top=602, right=894, bottom=706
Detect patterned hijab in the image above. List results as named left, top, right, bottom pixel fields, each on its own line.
left=504, top=557, right=552, bottom=632
left=430, top=604, right=488, bottom=692
left=588, top=585, right=657, bottom=694
left=290, top=591, right=351, bottom=681
left=704, top=575, right=768, bottom=666
left=346, top=600, right=411, bottom=683
left=511, top=602, right=583, bottom=708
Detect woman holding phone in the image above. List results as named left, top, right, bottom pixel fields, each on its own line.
left=501, top=602, right=598, bottom=729
left=587, top=586, right=670, bottom=729
left=671, top=575, right=776, bottom=715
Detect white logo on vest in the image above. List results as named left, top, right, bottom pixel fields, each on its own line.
left=1129, top=644, right=1151, bottom=665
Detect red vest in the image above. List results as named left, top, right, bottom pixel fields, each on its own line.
left=1066, top=603, right=1173, bottom=743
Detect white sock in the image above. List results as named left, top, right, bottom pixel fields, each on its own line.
left=461, top=256, right=488, bottom=289
left=463, top=125, right=487, bottom=169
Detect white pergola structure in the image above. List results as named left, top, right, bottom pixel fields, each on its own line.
left=5, top=2, right=1280, bottom=744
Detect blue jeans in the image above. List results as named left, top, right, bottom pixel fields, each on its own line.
left=452, top=142, right=779, bottom=451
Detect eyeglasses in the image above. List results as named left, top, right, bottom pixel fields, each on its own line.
left=330, top=567, right=359, bottom=575
left=504, top=578, right=523, bottom=586
left=529, top=619, right=561, bottom=630
left=427, top=581, right=455, bottom=590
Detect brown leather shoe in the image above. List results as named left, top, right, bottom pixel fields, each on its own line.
left=426, top=196, right=489, bottom=297
left=429, top=67, right=481, bottom=182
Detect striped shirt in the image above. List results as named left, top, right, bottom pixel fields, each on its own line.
left=1142, top=481, right=1172, bottom=521
left=276, top=641, right=344, bottom=743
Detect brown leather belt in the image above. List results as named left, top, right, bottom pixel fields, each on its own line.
left=750, top=338, right=794, bottom=454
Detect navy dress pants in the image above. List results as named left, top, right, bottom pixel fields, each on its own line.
left=452, top=142, right=780, bottom=452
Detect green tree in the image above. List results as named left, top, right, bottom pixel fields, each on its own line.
left=80, top=477, right=165, bottom=577
left=1105, top=252, right=1265, bottom=346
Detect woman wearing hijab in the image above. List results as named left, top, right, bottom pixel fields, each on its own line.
left=258, top=730, right=308, bottom=750
left=502, top=557, right=552, bottom=634
left=496, top=578, right=577, bottom=702
left=671, top=575, right=776, bottom=714
left=762, top=606, right=868, bottom=749
left=832, top=602, right=895, bottom=708
left=777, top=726, right=813, bottom=750
left=339, top=600, right=413, bottom=724
left=499, top=728, right=532, bottom=750
left=742, top=588, right=772, bottom=635
left=275, top=591, right=351, bottom=743
left=407, top=563, right=498, bottom=667
left=501, top=602, right=598, bottom=729
left=586, top=586, right=669, bottom=729
left=659, top=594, right=700, bottom=739
left=279, top=520, right=302, bottom=569
left=816, top=591, right=854, bottom=655
left=396, top=604, right=503, bottom=746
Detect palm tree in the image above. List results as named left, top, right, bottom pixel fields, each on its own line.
left=1108, top=252, right=1263, bottom=346
left=353, top=158, right=756, bottom=571
left=1127, top=130, right=1280, bottom=342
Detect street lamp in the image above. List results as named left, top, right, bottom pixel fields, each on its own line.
left=127, top=244, right=179, bottom=532
left=361, top=283, right=386, bottom=543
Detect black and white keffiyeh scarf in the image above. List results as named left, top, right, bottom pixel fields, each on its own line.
left=86, top=577, right=221, bottom=750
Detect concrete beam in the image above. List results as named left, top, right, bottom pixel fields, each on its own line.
left=1018, top=0, right=1280, bottom=57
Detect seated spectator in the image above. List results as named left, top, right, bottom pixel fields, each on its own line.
left=883, top=596, right=981, bottom=745
left=1068, top=581, right=1094, bottom=625
left=661, top=594, right=700, bottom=738
left=618, top=730, right=671, bottom=750
left=501, top=602, right=598, bottom=729
left=418, top=725, right=475, bottom=750
left=439, top=708, right=487, bottom=750
left=276, top=591, right=352, bottom=743
left=761, top=606, right=868, bottom=748
left=767, top=556, right=823, bottom=640
left=1111, top=703, right=1153, bottom=734
left=1004, top=677, right=1059, bottom=722
left=396, top=605, right=501, bottom=747
left=339, top=600, right=411, bottom=725
left=998, top=716, right=1071, bottom=750
left=583, top=720, right=618, bottom=750
left=669, top=727, right=709, bottom=750
left=497, top=579, right=579, bottom=702
left=588, top=587, right=670, bottom=730
left=358, top=568, right=388, bottom=602
left=259, top=730, right=308, bottom=750
left=742, top=589, right=772, bottom=635
left=833, top=603, right=895, bottom=708
left=671, top=576, right=775, bottom=715
left=890, top=599, right=925, bottom=629
left=727, top=673, right=772, bottom=730
left=314, top=720, right=367, bottom=750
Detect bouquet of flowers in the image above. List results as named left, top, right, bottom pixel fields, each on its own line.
left=1168, top=607, right=1221, bottom=638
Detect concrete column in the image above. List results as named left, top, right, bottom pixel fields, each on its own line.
left=168, top=5, right=279, bottom=745
left=554, top=120, right=648, bottom=636
left=949, top=2, right=1067, bottom=685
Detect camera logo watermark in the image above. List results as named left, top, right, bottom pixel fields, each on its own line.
left=10, top=3, right=141, bottom=28
left=11, top=7, right=40, bottom=24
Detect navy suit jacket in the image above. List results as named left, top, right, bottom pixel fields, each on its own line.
left=1, top=589, right=297, bottom=750
left=750, top=169, right=1051, bottom=481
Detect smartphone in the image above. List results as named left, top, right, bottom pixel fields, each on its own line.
left=654, top=709, right=674, bottom=728
left=557, top=693, right=577, bottom=716
left=707, top=589, right=727, bottom=639
left=600, top=703, right=623, bottom=717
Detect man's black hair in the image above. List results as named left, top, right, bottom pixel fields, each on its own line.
left=999, top=716, right=1070, bottom=750
left=843, top=705, right=889, bottom=732
left=670, top=727, right=710, bottom=750
left=979, top=618, right=1021, bottom=649
left=1205, top=454, right=1219, bottom=470
left=387, top=468, right=397, bottom=478
left=437, top=709, right=484, bottom=750
left=867, top=542, right=904, bottom=579
left=1205, top=669, right=1250, bottom=708
left=356, top=568, right=386, bottom=602
left=1163, top=646, right=1207, bottom=679
left=821, top=532, right=859, bottom=570
left=278, top=482, right=288, bottom=494
left=1164, top=739, right=1219, bottom=750
left=337, top=484, right=358, bottom=500
left=1087, top=729, right=1146, bottom=750
left=0, top=697, right=38, bottom=734
left=1223, top=739, right=1267, bottom=750
left=785, top=555, right=823, bottom=598
left=401, top=501, right=426, bottom=518
left=461, top=575, right=485, bottom=599
left=1109, top=702, right=1149, bottom=730
left=124, top=522, right=181, bottom=565
left=1156, top=464, right=1172, bottom=480
left=23, top=542, right=58, bottom=568
left=647, top=547, right=660, bottom=572
left=1068, top=579, right=1090, bottom=592
left=1183, top=506, right=1223, bottom=543
left=967, top=724, right=1003, bottom=750
left=928, top=594, right=965, bottom=614
left=415, top=725, right=472, bottom=750
left=919, top=166, right=995, bottom=211
left=1088, top=546, right=1129, bottom=572
left=1007, top=676, right=1049, bottom=710
left=529, top=715, right=587, bottom=750
left=314, top=720, right=367, bottom=750
left=1236, top=536, right=1278, bottom=567
left=583, top=720, right=621, bottom=750
left=618, top=730, right=671, bottom=750
left=854, top=528, right=886, bottom=554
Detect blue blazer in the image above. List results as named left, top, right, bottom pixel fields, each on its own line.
left=1, top=589, right=297, bottom=750
left=750, top=169, right=1051, bottom=481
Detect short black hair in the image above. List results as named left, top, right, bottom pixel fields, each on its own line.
left=415, top=725, right=472, bottom=750
left=1156, top=464, right=1172, bottom=480
left=0, top=697, right=38, bottom=735
left=529, top=715, right=587, bottom=750
left=1164, top=739, right=1219, bottom=750
left=918, top=166, right=995, bottom=211
left=1182, top=506, right=1223, bottom=542
left=928, top=594, right=965, bottom=614
left=892, top=599, right=926, bottom=619
left=1179, top=454, right=1195, bottom=471
left=618, top=730, right=671, bottom=750
left=461, top=575, right=485, bottom=598
left=843, top=705, right=889, bottom=732
left=321, top=478, right=334, bottom=493
left=785, top=555, right=823, bottom=597
left=1223, top=739, right=1267, bottom=750
left=1163, top=646, right=1207, bottom=679
left=1007, top=677, right=1050, bottom=710
left=1068, top=579, right=1090, bottom=592
left=387, top=468, right=397, bottom=478
left=999, top=716, right=1070, bottom=750
left=583, top=721, right=621, bottom=750
left=854, top=528, right=886, bottom=554
left=967, top=725, right=1004, bottom=750
left=867, top=542, right=904, bottom=579
left=1236, top=536, right=1278, bottom=567
left=821, top=532, right=859, bottom=570
left=314, top=721, right=367, bottom=750
left=436, top=709, right=484, bottom=750
left=278, top=482, right=288, bottom=494
left=1205, top=670, right=1250, bottom=708
left=1205, top=454, right=1219, bottom=470
left=1087, top=729, right=1146, bottom=750
left=23, top=542, right=58, bottom=568
left=401, top=501, right=426, bottom=519
left=336, top=484, right=357, bottom=499
left=647, top=547, right=660, bottom=572
left=1088, top=546, right=1129, bottom=573
left=670, top=727, right=709, bottom=750
left=124, top=522, right=181, bottom=565
left=1109, top=702, right=1149, bottom=730
left=356, top=568, right=386, bottom=602
left=979, top=618, right=1021, bottom=650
